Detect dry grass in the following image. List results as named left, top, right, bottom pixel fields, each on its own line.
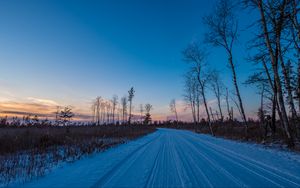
left=0, top=125, right=156, bottom=186
left=156, top=121, right=300, bottom=151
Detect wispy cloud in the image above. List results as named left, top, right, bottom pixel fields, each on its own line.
left=0, top=97, right=59, bottom=118
left=1, top=110, right=52, bottom=118
left=27, top=97, right=59, bottom=106
left=0, top=97, right=94, bottom=121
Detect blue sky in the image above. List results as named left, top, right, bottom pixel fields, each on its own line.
left=0, top=0, right=260, bottom=120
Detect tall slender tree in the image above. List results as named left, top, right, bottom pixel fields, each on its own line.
left=169, top=99, right=179, bottom=122
left=225, top=88, right=232, bottom=121
left=128, top=87, right=135, bottom=125
left=204, top=0, right=247, bottom=136
left=144, top=104, right=153, bottom=125
left=121, top=96, right=128, bottom=124
left=245, top=72, right=272, bottom=125
left=95, top=97, right=101, bottom=125
left=183, top=73, right=197, bottom=124
left=209, top=70, right=225, bottom=121
left=91, top=103, right=96, bottom=123
left=244, top=0, right=295, bottom=147
left=139, top=104, right=144, bottom=123
left=111, top=95, right=118, bottom=124
left=183, top=43, right=214, bottom=136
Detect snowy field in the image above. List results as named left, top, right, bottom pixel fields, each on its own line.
left=16, top=128, right=300, bottom=188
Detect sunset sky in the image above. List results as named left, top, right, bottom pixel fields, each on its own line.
left=0, top=0, right=259, bottom=121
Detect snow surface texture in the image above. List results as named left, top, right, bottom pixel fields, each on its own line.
left=18, top=128, right=300, bottom=188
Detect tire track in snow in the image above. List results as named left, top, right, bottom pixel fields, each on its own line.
left=185, top=131, right=300, bottom=181
left=175, top=133, right=249, bottom=188
left=182, top=131, right=300, bottom=187
left=184, top=136, right=283, bottom=187
left=145, top=132, right=193, bottom=188
left=144, top=138, right=166, bottom=188
left=204, top=141, right=299, bottom=187
left=91, top=133, right=163, bottom=188
left=172, top=133, right=214, bottom=188
left=168, top=134, right=190, bottom=187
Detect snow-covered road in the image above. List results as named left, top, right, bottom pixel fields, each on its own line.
left=21, top=128, right=300, bottom=188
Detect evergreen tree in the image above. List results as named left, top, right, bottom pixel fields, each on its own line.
left=143, top=104, right=152, bottom=125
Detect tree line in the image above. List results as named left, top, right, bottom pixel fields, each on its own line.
left=0, top=106, right=75, bottom=126
left=91, top=87, right=153, bottom=125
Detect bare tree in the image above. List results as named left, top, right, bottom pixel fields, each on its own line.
left=106, top=101, right=112, bottom=124
left=204, top=0, right=247, bottom=135
left=279, top=55, right=298, bottom=121
left=209, top=107, right=216, bottom=122
left=169, top=99, right=179, bottom=122
left=209, top=70, right=225, bottom=121
left=111, top=95, right=118, bottom=124
left=144, top=103, right=153, bottom=125
left=117, top=105, right=122, bottom=123
left=245, top=72, right=272, bottom=125
left=289, top=0, right=300, bottom=51
left=128, top=87, right=135, bottom=125
left=139, top=104, right=144, bottom=123
left=286, top=0, right=300, bottom=114
left=93, top=96, right=102, bottom=125
left=247, top=49, right=283, bottom=132
left=244, top=0, right=295, bottom=147
left=183, top=43, right=214, bottom=136
left=183, top=73, right=197, bottom=124
left=91, top=103, right=96, bottom=123
left=290, top=0, right=300, bottom=114
left=100, top=99, right=105, bottom=124
left=225, top=88, right=232, bottom=121
left=121, top=96, right=128, bottom=124
left=260, top=56, right=280, bottom=132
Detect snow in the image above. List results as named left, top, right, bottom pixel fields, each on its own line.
left=16, top=128, right=300, bottom=188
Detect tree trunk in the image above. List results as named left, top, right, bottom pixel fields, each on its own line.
left=257, top=0, right=294, bottom=147
left=262, top=58, right=280, bottom=130
left=216, top=111, right=220, bottom=120
left=278, top=46, right=298, bottom=120
left=197, top=72, right=214, bottom=135
left=210, top=107, right=215, bottom=122
left=201, top=87, right=214, bottom=136
left=97, top=102, right=100, bottom=126
left=226, top=88, right=231, bottom=121
left=217, top=99, right=223, bottom=121
left=217, top=85, right=224, bottom=121
left=197, top=99, right=200, bottom=123
left=175, top=108, right=178, bottom=122
left=112, top=107, right=115, bottom=124
left=128, top=101, right=132, bottom=125
left=260, top=85, right=265, bottom=125
left=191, top=101, right=196, bottom=124
left=228, top=52, right=248, bottom=137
